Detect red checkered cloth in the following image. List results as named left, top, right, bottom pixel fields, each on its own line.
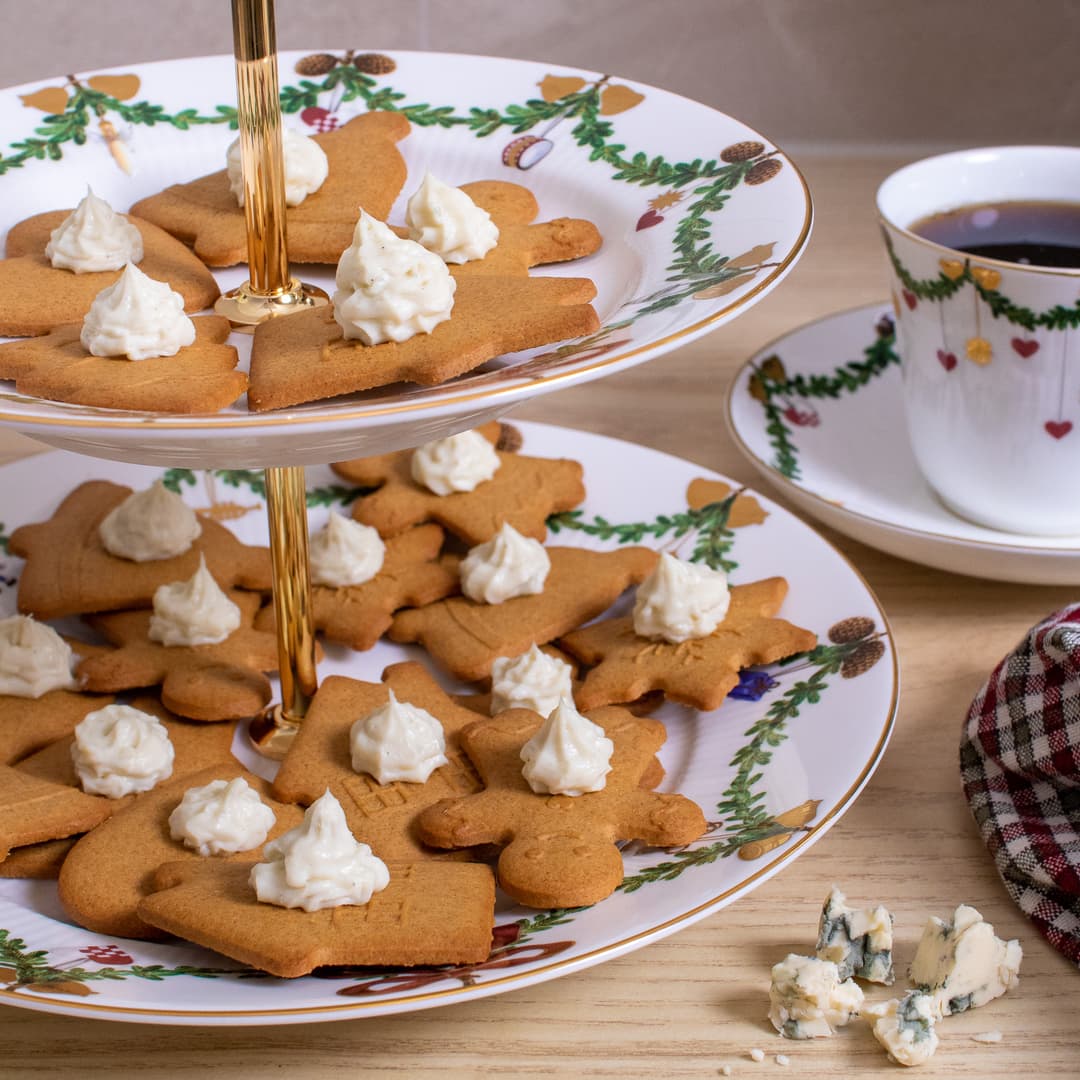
left=961, top=605, right=1080, bottom=967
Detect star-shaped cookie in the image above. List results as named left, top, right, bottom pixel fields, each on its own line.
left=129, top=111, right=411, bottom=267
left=58, top=762, right=305, bottom=940
left=417, top=706, right=706, bottom=908
left=77, top=592, right=283, bottom=721
left=0, top=315, right=246, bottom=413
left=253, top=524, right=459, bottom=652
left=0, top=211, right=220, bottom=337
left=389, top=546, right=658, bottom=681
left=138, top=858, right=496, bottom=977
left=560, top=577, right=819, bottom=712
left=332, top=429, right=585, bottom=545
left=246, top=181, right=601, bottom=411
left=272, top=661, right=485, bottom=860
left=10, top=479, right=273, bottom=619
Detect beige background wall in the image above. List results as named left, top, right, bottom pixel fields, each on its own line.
left=1, top=0, right=1077, bottom=153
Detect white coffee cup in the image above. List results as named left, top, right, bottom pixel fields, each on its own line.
left=877, top=146, right=1080, bottom=536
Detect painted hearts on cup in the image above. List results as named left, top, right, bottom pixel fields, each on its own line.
left=902, top=289, right=917, bottom=310
left=636, top=209, right=663, bottom=231
left=1045, top=420, right=1073, bottom=440
left=938, top=258, right=965, bottom=280
left=1011, top=338, right=1040, bottom=358
left=970, top=266, right=1002, bottom=290
left=936, top=349, right=957, bottom=371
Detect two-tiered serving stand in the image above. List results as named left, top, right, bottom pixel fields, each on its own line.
left=0, top=0, right=877, bottom=1026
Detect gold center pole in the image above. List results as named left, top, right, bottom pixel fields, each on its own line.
left=223, top=0, right=324, bottom=757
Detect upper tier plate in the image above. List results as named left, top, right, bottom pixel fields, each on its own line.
left=0, top=50, right=810, bottom=467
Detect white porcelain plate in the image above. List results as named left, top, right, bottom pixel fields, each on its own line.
left=727, top=302, right=1080, bottom=585
left=0, top=422, right=896, bottom=1025
left=0, top=50, right=810, bottom=467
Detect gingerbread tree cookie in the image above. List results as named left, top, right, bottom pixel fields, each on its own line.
left=272, top=662, right=486, bottom=860
left=246, top=181, right=601, bottom=411
left=0, top=212, right=219, bottom=337
left=10, top=480, right=272, bottom=619
left=0, top=766, right=112, bottom=860
left=138, top=858, right=496, bottom=977
left=333, top=438, right=585, bottom=545
left=77, top=591, right=282, bottom=721
left=129, top=112, right=411, bottom=267
left=417, top=707, right=706, bottom=908
left=389, top=546, right=658, bottom=681
left=560, top=577, right=818, bottom=712
left=253, top=525, right=459, bottom=652
left=58, top=763, right=305, bottom=940
left=0, top=315, right=246, bottom=414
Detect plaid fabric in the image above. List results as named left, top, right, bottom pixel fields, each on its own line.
left=961, top=605, right=1080, bottom=967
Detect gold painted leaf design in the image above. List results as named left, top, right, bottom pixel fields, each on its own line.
left=24, top=980, right=95, bottom=996
left=693, top=272, right=752, bottom=299
left=966, top=336, right=993, bottom=365
left=87, top=74, right=141, bottom=100
left=599, top=84, right=645, bottom=115
left=727, top=242, right=777, bottom=270
left=538, top=74, right=587, bottom=102
left=939, top=258, right=965, bottom=280
left=773, top=799, right=821, bottom=829
left=970, top=266, right=1002, bottom=290
left=19, top=87, right=69, bottom=113
left=759, top=355, right=786, bottom=382
left=737, top=833, right=789, bottom=861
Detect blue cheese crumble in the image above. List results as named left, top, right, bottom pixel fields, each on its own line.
left=768, top=953, right=864, bottom=1039
left=866, top=991, right=939, bottom=1067
left=816, top=884, right=895, bottom=984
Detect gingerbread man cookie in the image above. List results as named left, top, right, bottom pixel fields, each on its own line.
left=417, top=707, right=705, bottom=908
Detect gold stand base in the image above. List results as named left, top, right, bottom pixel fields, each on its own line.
left=249, top=703, right=301, bottom=760
left=215, top=278, right=329, bottom=332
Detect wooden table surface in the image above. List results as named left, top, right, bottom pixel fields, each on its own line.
left=1, top=154, right=1077, bottom=1077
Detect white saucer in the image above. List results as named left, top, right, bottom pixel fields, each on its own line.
left=726, top=302, right=1080, bottom=585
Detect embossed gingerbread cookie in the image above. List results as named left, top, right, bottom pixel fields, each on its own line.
left=253, top=524, right=460, bottom=652
left=332, top=426, right=586, bottom=545
left=0, top=315, right=246, bottom=413
left=129, top=111, right=411, bottom=267
left=0, top=211, right=219, bottom=337
left=272, top=661, right=486, bottom=860
left=560, top=577, right=818, bottom=712
left=10, top=479, right=272, bottom=620
left=246, top=181, right=601, bottom=411
left=417, top=706, right=706, bottom=908
left=389, top=546, right=658, bottom=681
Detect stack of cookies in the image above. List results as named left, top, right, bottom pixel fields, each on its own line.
left=0, top=422, right=816, bottom=978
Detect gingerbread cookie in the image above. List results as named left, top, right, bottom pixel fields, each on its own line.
left=3, top=700, right=236, bottom=879
left=0, top=766, right=112, bottom=860
left=129, top=112, right=411, bottom=267
left=417, top=707, right=705, bottom=908
left=138, top=858, right=496, bottom=977
left=253, top=525, right=459, bottom=652
left=389, top=546, right=658, bottom=681
left=272, top=662, right=486, bottom=859
left=0, top=212, right=220, bottom=337
left=246, top=182, right=601, bottom=411
left=560, top=577, right=818, bottom=712
left=77, top=593, right=282, bottom=721
left=0, top=639, right=112, bottom=764
left=0, top=315, right=246, bottom=414
left=10, top=480, right=272, bottom=619
left=333, top=434, right=585, bottom=545
left=58, top=763, right=304, bottom=940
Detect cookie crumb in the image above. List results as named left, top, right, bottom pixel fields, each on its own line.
left=720, top=1068, right=733, bottom=1077
left=972, top=1030, right=1002, bottom=1044
left=749, top=1048, right=765, bottom=1063
left=775, top=1054, right=791, bottom=1067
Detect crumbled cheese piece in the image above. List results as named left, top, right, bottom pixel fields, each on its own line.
left=769, top=953, right=864, bottom=1038
left=972, top=1030, right=1003, bottom=1044
left=720, top=1067, right=733, bottom=1077
left=866, top=991, right=939, bottom=1067
left=749, top=1048, right=765, bottom=1063
left=909, top=904, right=1021, bottom=1018
left=816, top=884, right=894, bottom=984
left=775, top=1054, right=790, bottom=1067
